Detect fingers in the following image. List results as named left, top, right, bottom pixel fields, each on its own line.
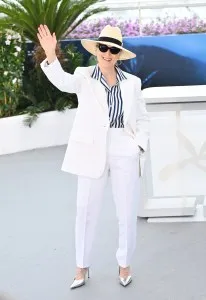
left=37, top=32, right=42, bottom=41
left=52, top=32, right=57, bottom=42
left=44, top=24, right=51, bottom=36
left=37, top=24, right=53, bottom=38
left=38, top=24, right=47, bottom=38
left=37, top=24, right=56, bottom=46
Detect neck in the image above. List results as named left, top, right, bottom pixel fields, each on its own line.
left=98, top=64, right=117, bottom=87
left=98, top=64, right=116, bottom=79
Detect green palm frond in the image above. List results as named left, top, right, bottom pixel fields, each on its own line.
left=35, top=0, right=44, bottom=14
left=44, top=0, right=60, bottom=30
left=23, top=112, right=39, bottom=127
left=0, top=0, right=108, bottom=43
left=66, top=7, right=107, bottom=35
left=17, top=0, right=39, bottom=24
left=0, top=4, right=38, bottom=39
left=0, top=0, right=108, bottom=123
left=0, top=0, right=22, bottom=13
left=0, top=17, right=13, bottom=29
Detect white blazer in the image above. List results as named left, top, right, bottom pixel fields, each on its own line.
left=41, top=58, right=150, bottom=178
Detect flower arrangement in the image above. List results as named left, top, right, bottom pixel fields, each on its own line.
left=0, top=29, right=83, bottom=124
left=67, top=15, right=206, bottom=38
left=0, top=30, right=25, bottom=117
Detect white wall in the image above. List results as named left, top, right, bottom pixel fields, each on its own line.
left=0, top=109, right=76, bottom=156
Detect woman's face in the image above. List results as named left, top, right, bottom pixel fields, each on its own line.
left=96, top=43, right=121, bottom=70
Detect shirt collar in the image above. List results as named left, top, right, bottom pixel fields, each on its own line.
left=115, top=66, right=127, bottom=82
left=91, top=65, right=127, bottom=82
left=91, top=65, right=101, bottom=81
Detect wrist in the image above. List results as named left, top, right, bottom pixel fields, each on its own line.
left=45, top=52, right=56, bottom=64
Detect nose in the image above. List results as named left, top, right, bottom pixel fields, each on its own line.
left=104, top=49, right=112, bottom=56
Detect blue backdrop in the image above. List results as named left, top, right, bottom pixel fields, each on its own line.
left=61, top=33, right=206, bottom=89
left=26, top=33, right=206, bottom=89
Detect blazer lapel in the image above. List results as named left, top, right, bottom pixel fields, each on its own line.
left=120, top=80, right=133, bottom=125
left=83, top=66, right=109, bottom=115
left=91, top=79, right=109, bottom=113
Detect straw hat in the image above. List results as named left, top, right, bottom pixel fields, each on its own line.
left=81, top=25, right=136, bottom=60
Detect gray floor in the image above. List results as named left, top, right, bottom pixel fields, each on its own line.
left=0, top=146, right=206, bottom=300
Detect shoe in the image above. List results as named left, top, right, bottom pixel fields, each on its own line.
left=70, top=267, right=90, bottom=289
left=119, top=266, right=132, bottom=287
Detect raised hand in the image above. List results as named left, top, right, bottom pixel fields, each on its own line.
left=37, top=24, right=57, bottom=62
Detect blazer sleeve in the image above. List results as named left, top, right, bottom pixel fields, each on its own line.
left=135, top=79, right=150, bottom=152
left=40, top=58, right=82, bottom=94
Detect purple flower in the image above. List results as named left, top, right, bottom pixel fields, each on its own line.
left=66, top=15, right=206, bottom=39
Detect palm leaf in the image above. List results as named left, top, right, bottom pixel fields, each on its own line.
left=66, top=7, right=108, bottom=35
left=0, top=5, right=21, bottom=18
left=0, top=0, right=108, bottom=43
left=44, top=0, right=60, bottom=31
left=54, top=0, right=107, bottom=38
left=0, top=6, right=38, bottom=39
left=0, top=17, right=13, bottom=28
left=0, top=0, right=108, bottom=123
left=35, top=0, right=44, bottom=15
left=17, top=0, right=39, bottom=25
left=55, top=95, right=74, bottom=111
left=23, top=113, right=39, bottom=127
left=0, top=0, right=22, bottom=11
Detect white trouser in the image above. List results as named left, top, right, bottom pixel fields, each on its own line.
left=75, top=128, right=140, bottom=268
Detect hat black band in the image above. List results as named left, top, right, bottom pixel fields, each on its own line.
left=98, top=36, right=122, bottom=46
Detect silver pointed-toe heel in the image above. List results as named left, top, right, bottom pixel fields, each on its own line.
left=70, top=268, right=90, bottom=290
left=119, top=267, right=132, bottom=287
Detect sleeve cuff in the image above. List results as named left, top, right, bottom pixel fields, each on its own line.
left=41, top=57, right=58, bottom=68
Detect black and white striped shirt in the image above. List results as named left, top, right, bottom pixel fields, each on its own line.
left=91, top=65, right=127, bottom=128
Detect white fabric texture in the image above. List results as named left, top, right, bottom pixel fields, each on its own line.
left=75, top=129, right=140, bottom=268
left=40, top=59, right=150, bottom=178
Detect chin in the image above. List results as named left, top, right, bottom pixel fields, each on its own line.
left=101, top=60, right=114, bottom=67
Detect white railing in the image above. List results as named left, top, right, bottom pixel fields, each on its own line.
left=98, top=0, right=206, bottom=10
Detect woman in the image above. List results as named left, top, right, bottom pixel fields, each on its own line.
left=37, top=24, right=149, bottom=289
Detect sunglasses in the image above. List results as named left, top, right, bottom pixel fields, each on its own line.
left=98, top=43, right=121, bottom=55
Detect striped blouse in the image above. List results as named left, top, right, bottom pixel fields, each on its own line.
left=91, top=65, right=127, bottom=128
